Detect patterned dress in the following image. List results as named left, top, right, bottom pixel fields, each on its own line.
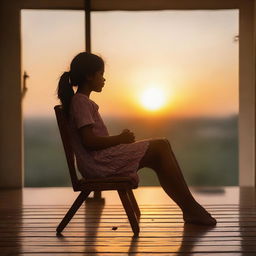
left=68, top=92, right=150, bottom=186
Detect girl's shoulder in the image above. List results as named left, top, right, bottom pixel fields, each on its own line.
left=72, top=93, right=99, bottom=110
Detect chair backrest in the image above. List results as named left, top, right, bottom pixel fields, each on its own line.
left=54, top=105, right=80, bottom=190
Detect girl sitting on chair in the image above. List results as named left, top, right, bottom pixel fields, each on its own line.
left=57, top=52, right=216, bottom=226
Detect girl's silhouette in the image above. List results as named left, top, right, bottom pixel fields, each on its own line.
left=57, top=52, right=216, bottom=225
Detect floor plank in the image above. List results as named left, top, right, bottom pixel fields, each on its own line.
left=0, top=186, right=256, bottom=255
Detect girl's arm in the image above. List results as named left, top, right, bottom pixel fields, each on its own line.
left=78, top=125, right=135, bottom=150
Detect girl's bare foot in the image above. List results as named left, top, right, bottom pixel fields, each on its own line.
left=182, top=203, right=217, bottom=226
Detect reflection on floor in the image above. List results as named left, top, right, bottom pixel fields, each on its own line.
left=0, top=186, right=255, bottom=255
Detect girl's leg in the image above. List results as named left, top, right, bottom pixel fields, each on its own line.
left=138, top=139, right=216, bottom=225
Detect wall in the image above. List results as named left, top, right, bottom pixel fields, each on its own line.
left=0, top=0, right=23, bottom=188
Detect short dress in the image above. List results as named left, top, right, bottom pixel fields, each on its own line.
left=68, top=92, right=151, bottom=186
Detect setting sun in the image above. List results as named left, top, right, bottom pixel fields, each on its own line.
left=140, top=87, right=166, bottom=111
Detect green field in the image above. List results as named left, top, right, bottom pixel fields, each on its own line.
left=24, top=115, right=238, bottom=187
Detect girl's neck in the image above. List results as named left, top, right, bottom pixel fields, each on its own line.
left=77, top=86, right=91, bottom=98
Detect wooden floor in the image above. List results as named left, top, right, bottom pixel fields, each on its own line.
left=0, top=186, right=256, bottom=255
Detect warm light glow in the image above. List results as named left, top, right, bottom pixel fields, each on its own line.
left=21, top=10, right=238, bottom=118
left=140, top=87, right=166, bottom=111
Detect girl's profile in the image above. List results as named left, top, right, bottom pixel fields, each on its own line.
left=57, top=52, right=217, bottom=226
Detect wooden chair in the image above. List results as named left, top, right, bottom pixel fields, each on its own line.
left=54, top=105, right=141, bottom=236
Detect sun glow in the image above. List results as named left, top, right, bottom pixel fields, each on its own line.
left=140, top=87, right=166, bottom=111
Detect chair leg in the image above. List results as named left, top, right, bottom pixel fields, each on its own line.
left=56, top=190, right=91, bottom=233
left=118, top=190, right=140, bottom=236
left=127, top=189, right=141, bottom=219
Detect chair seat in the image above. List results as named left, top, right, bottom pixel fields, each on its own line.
left=76, top=176, right=137, bottom=191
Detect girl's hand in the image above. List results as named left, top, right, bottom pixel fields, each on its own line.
left=119, top=129, right=135, bottom=144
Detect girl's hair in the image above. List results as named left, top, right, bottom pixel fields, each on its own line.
left=57, top=52, right=104, bottom=115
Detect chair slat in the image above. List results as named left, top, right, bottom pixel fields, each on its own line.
left=54, top=105, right=79, bottom=190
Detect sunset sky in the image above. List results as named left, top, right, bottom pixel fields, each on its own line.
left=21, top=9, right=238, bottom=118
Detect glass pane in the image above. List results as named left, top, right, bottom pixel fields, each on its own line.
left=22, top=10, right=238, bottom=187
left=91, top=10, right=239, bottom=186
left=21, top=10, right=85, bottom=186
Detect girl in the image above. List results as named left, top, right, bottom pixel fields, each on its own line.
left=57, top=52, right=216, bottom=226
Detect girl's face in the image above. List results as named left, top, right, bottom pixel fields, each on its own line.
left=89, top=69, right=105, bottom=92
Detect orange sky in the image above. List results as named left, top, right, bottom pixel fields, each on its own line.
left=21, top=10, right=238, bottom=118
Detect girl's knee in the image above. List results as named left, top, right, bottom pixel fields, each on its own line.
left=149, top=138, right=170, bottom=157
left=139, top=138, right=171, bottom=169
left=163, top=138, right=172, bottom=149
left=154, top=138, right=169, bottom=149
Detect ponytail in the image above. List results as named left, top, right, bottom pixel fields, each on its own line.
left=57, top=72, right=74, bottom=115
